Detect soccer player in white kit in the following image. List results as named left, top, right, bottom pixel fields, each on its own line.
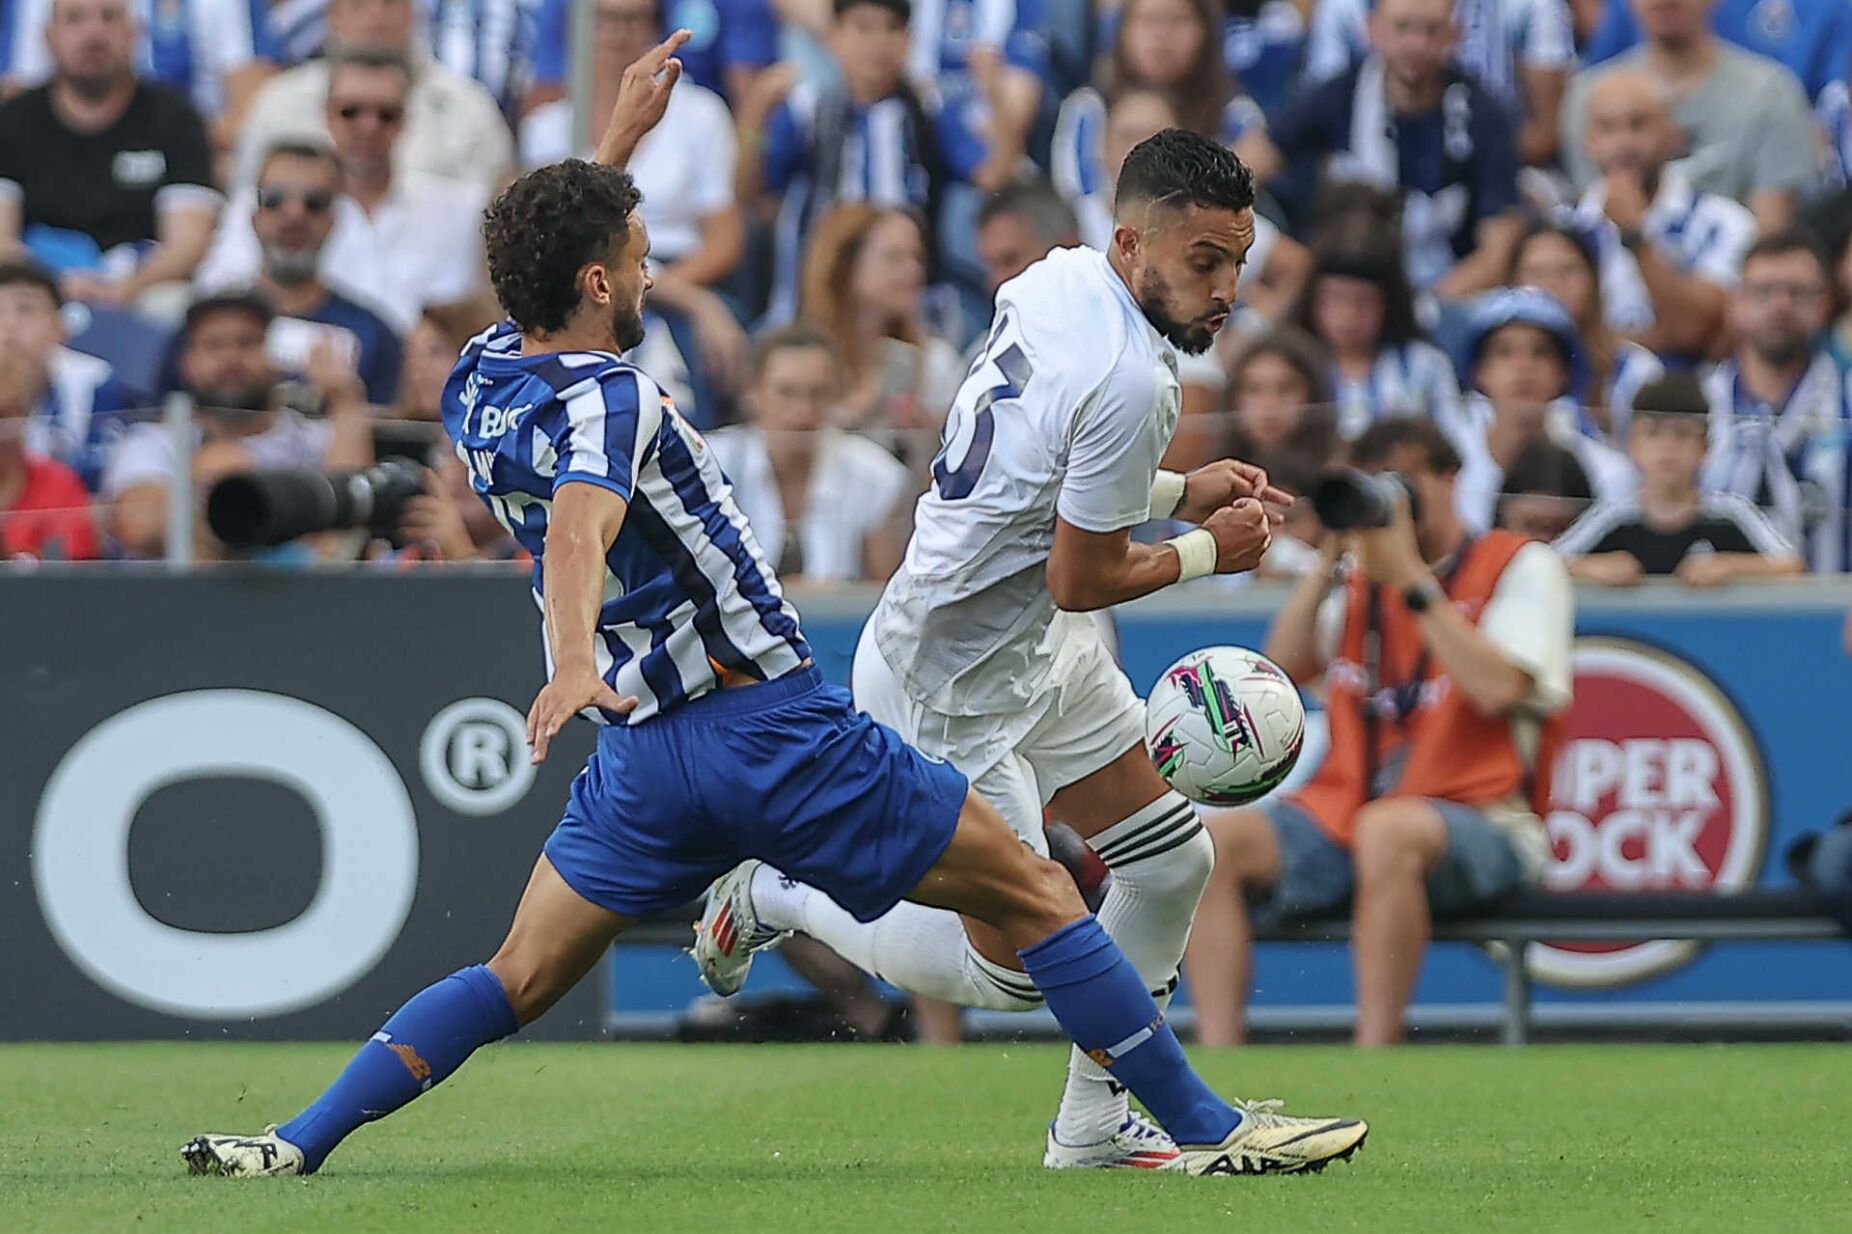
left=697, top=130, right=1367, bottom=1174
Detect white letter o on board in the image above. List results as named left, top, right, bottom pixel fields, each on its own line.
left=31, top=690, right=419, bottom=1019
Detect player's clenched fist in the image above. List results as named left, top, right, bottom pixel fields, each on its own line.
left=1203, top=498, right=1272, bottom=574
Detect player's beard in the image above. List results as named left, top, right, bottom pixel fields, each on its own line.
left=612, top=296, right=645, bottom=354
left=1133, top=267, right=1221, bottom=356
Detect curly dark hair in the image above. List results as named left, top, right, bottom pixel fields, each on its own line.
left=1115, top=128, right=1254, bottom=217
left=482, top=159, right=643, bottom=334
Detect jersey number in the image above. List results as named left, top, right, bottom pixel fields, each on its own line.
left=933, top=332, right=1032, bottom=501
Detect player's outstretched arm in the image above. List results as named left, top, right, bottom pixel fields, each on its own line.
left=527, top=482, right=640, bottom=764
left=593, top=29, right=692, bottom=169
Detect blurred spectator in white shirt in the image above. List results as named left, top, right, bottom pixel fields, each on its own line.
left=797, top=203, right=964, bottom=464
left=518, top=0, right=747, bottom=398
left=233, top=0, right=512, bottom=193
left=706, top=325, right=911, bottom=582
left=197, top=48, right=488, bottom=333
left=0, top=258, right=134, bottom=492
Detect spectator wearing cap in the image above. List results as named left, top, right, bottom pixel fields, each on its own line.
left=104, top=293, right=372, bottom=557
left=1558, top=371, right=1803, bottom=585
left=735, top=0, right=987, bottom=323
left=518, top=0, right=748, bottom=404
left=1288, top=234, right=1461, bottom=441
left=1186, top=414, right=1574, bottom=1046
left=233, top=0, right=512, bottom=194
left=1699, top=227, right=1852, bottom=573
left=1450, top=286, right=1637, bottom=533
left=0, top=0, right=219, bottom=313
left=1561, top=0, right=1820, bottom=231
left=1496, top=438, right=1591, bottom=543
left=706, top=325, right=911, bottom=583
left=1510, top=222, right=1664, bottom=438
left=0, top=347, right=100, bottom=560
left=0, top=259, right=134, bottom=492
left=1244, top=0, right=1522, bottom=296
left=1, top=0, right=274, bottom=128
left=195, top=142, right=402, bottom=405
left=1304, top=0, right=1576, bottom=166
left=1561, top=67, right=1755, bottom=358
left=198, top=50, right=488, bottom=335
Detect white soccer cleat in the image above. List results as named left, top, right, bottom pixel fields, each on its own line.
left=1177, top=1099, right=1368, bottom=1177
left=691, top=860, right=788, bottom=997
left=1043, top=1112, right=1183, bottom=1171
left=180, top=1126, right=306, bottom=1177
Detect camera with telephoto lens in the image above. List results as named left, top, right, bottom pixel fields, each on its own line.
left=206, top=458, right=425, bottom=549
left=1312, top=468, right=1421, bottom=531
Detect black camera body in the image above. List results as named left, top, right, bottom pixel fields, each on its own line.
left=1312, top=468, right=1421, bottom=531
left=206, top=459, right=425, bottom=549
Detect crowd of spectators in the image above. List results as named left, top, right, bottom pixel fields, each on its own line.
left=0, top=0, right=1850, bottom=587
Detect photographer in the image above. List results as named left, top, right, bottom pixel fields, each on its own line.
left=104, top=293, right=372, bottom=558
left=1183, top=418, right=1574, bottom=1047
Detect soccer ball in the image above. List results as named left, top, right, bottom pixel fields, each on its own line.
left=1144, top=646, right=1306, bottom=806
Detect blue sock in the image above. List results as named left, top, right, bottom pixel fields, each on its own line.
left=1020, top=918, right=1239, bottom=1146
left=277, top=965, right=518, bottom=1173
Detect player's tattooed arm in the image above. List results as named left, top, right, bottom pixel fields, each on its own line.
left=527, top=483, right=641, bottom=764
left=594, top=29, right=692, bottom=169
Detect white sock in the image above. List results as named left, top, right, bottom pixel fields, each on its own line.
left=1051, top=792, right=1213, bottom=1147
left=766, top=874, right=1041, bottom=1011
left=748, top=864, right=814, bottom=933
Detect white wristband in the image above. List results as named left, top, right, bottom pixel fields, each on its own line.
left=1149, top=469, right=1187, bottom=519
left=1166, top=528, right=1218, bottom=583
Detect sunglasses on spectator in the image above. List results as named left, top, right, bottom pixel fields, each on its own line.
left=335, top=102, right=405, bottom=124
left=257, top=187, right=335, bottom=213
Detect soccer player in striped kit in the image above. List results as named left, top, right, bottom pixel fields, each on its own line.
left=180, top=36, right=1367, bottom=1182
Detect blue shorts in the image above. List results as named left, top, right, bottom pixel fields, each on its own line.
left=544, top=666, right=968, bottom=922
left=1248, top=799, right=1529, bottom=928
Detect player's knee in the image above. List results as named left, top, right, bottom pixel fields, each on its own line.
left=1353, top=799, right=1445, bottom=883
left=1105, top=817, right=1215, bottom=903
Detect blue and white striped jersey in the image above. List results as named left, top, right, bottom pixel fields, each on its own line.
left=442, top=322, right=812, bottom=723
left=1701, top=352, right=1852, bottom=574
left=1327, top=341, right=1463, bottom=441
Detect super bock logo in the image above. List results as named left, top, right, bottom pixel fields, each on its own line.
left=1530, top=638, right=1770, bottom=988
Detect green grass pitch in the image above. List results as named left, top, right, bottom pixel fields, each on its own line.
left=4, top=1042, right=1848, bottom=1233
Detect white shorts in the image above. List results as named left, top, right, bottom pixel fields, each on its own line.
left=852, top=613, right=1147, bottom=853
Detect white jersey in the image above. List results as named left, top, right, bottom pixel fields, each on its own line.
left=870, top=246, right=1182, bottom=716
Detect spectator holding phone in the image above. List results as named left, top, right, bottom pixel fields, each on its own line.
left=706, top=325, right=911, bottom=583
